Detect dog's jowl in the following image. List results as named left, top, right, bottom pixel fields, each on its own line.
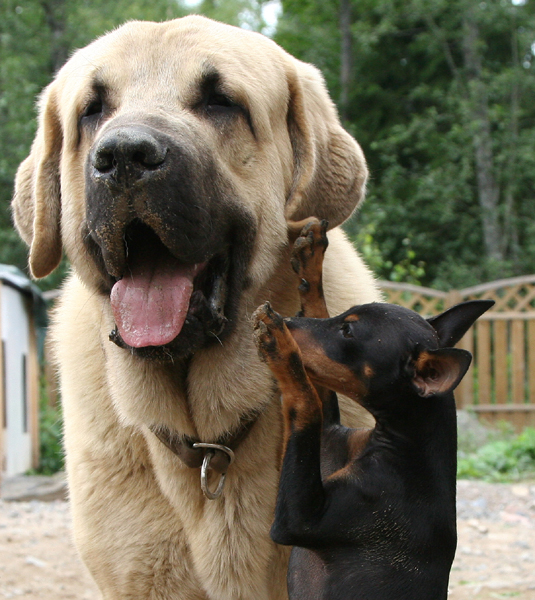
left=12, top=16, right=382, bottom=600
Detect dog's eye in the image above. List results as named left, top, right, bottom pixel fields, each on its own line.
left=205, top=92, right=242, bottom=116
left=82, top=98, right=103, bottom=119
left=199, top=86, right=255, bottom=136
left=341, top=322, right=353, bottom=339
left=207, top=93, right=234, bottom=109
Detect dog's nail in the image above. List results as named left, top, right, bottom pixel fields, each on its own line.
left=299, top=279, right=310, bottom=293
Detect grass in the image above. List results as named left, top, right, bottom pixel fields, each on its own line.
left=457, top=424, right=535, bottom=482
left=28, top=377, right=65, bottom=475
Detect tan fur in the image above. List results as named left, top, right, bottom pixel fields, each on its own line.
left=13, top=16, right=380, bottom=600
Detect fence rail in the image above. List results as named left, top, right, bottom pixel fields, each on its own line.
left=379, top=275, right=535, bottom=431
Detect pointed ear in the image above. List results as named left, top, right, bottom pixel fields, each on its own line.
left=412, top=348, right=472, bottom=398
left=427, top=300, right=495, bottom=348
left=12, top=83, right=63, bottom=279
left=284, top=60, right=368, bottom=229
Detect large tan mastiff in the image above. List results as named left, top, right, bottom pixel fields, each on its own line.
left=12, top=16, right=380, bottom=600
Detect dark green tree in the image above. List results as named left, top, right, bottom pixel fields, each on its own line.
left=276, top=0, right=535, bottom=288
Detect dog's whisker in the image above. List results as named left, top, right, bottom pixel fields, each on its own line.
left=209, top=332, right=224, bottom=347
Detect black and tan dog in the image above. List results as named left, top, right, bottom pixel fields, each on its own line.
left=254, top=221, right=493, bottom=600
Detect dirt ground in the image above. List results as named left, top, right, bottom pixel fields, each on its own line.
left=1, top=480, right=534, bottom=599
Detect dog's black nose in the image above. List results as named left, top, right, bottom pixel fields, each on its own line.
left=92, top=126, right=168, bottom=183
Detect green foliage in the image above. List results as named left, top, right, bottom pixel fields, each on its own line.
left=32, top=376, right=64, bottom=475
left=37, top=401, right=64, bottom=475
left=345, top=218, right=426, bottom=284
left=195, top=0, right=271, bottom=32
left=277, top=0, right=535, bottom=290
left=458, top=427, right=535, bottom=482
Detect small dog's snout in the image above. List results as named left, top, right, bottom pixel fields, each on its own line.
left=92, top=126, right=168, bottom=183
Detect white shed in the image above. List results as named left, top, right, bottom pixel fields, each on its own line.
left=0, top=265, right=46, bottom=477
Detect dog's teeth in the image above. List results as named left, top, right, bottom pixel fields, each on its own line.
left=209, top=257, right=230, bottom=318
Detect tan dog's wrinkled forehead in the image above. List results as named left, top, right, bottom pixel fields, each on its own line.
left=60, top=17, right=292, bottom=134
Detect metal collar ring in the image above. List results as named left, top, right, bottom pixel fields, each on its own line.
left=192, top=443, right=235, bottom=500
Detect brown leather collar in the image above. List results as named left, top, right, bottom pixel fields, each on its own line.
left=150, top=411, right=260, bottom=474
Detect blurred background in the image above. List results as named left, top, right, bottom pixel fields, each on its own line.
left=1, top=0, right=535, bottom=479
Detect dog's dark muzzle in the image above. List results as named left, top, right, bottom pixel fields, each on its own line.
left=85, top=121, right=230, bottom=278
left=82, top=120, right=257, bottom=358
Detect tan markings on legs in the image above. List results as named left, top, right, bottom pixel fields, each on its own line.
left=347, top=427, right=373, bottom=461
left=290, top=218, right=329, bottom=319
left=288, top=219, right=333, bottom=411
left=287, top=217, right=323, bottom=242
left=326, top=428, right=372, bottom=482
left=253, top=303, right=323, bottom=448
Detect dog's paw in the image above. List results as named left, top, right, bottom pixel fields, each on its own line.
left=253, top=301, right=284, bottom=329
left=290, top=218, right=329, bottom=279
left=252, top=302, right=285, bottom=359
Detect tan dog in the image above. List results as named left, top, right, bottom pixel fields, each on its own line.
left=12, top=16, right=380, bottom=600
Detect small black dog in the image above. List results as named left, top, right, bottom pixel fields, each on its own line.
left=253, top=220, right=493, bottom=600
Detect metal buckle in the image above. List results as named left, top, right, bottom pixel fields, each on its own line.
left=192, top=443, right=235, bottom=500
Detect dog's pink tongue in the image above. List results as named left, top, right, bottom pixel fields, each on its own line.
left=110, top=254, right=203, bottom=348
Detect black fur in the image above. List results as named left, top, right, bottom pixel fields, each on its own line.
left=270, top=300, right=494, bottom=600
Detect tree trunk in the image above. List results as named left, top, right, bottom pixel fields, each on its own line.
left=462, top=8, right=504, bottom=263
left=339, top=0, right=352, bottom=122
left=503, top=11, right=521, bottom=263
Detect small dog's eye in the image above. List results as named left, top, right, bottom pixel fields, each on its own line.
left=341, top=322, right=353, bottom=338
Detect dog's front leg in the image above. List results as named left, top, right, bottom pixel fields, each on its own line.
left=253, top=302, right=326, bottom=548
left=290, top=218, right=341, bottom=428
left=289, top=218, right=330, bottom=320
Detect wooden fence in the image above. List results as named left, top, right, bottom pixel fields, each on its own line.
left=380, top=275, right=535, bottom=431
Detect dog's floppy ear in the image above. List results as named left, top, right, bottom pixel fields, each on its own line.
left=12, top=83, right=63, bottom=279
left=412, top=348, right=472, bottom=398
left=285, top=60, right=368, bottom=229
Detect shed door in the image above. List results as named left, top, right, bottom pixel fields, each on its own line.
left=2, top=285, right=31, bottom=476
